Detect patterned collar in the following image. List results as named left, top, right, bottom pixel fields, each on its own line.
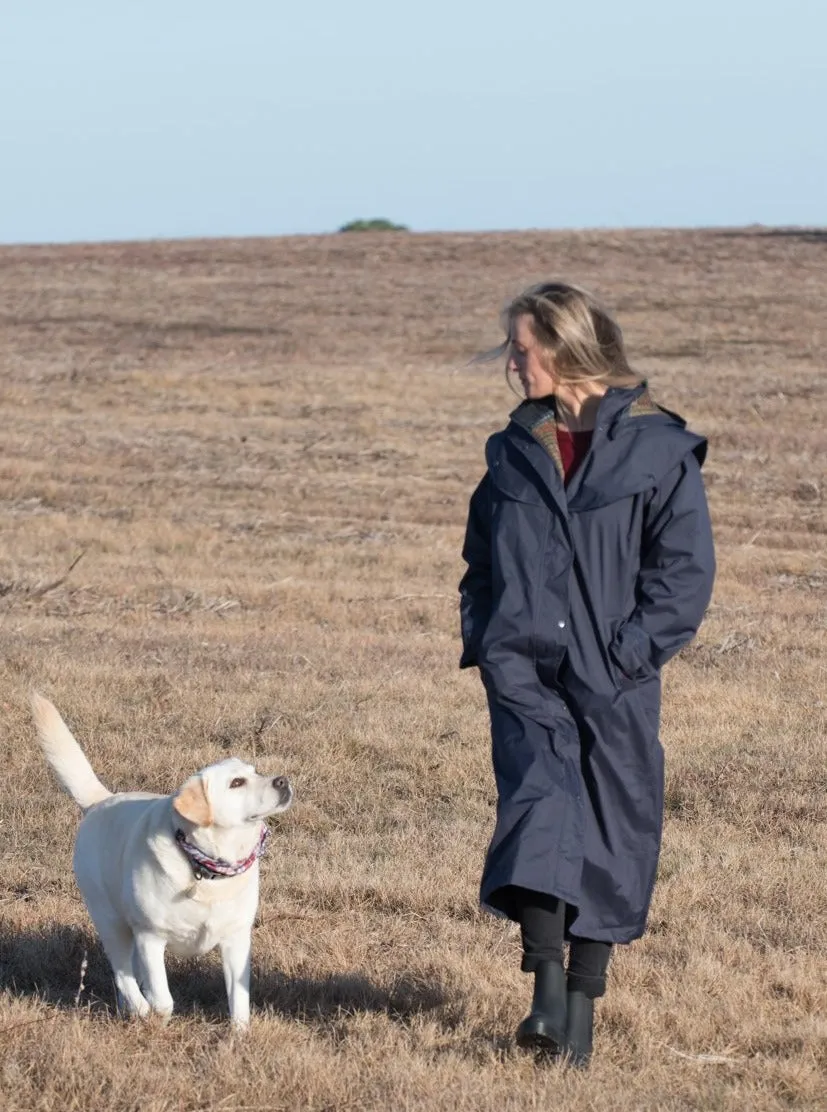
left=175, top=824, right=269, bottom=881
left=510, top=385, right=662, bottom=474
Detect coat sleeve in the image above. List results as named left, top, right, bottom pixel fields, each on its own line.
left=610, top=454, right=715, bottom=680
left=458, top=473, right=492, bottom=669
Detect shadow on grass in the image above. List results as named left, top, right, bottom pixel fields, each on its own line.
left=0, top=924, right=459, bottom=1030
left=0, top=923, right=114, bottom=1013
left=256, top=967, right=460, bottom=1029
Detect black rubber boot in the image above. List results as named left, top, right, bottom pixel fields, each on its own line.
left=563, top=990, right=594, bottom=1068
left=515, top=960, right=567, bottom=1055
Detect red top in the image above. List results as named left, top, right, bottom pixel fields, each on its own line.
left=556, top=427, right=593, bottom=486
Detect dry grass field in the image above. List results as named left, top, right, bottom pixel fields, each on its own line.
left=0, top=227, right=825, bottom=1111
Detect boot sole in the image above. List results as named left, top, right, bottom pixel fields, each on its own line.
left=515, top=1016, right=565, bottom=1056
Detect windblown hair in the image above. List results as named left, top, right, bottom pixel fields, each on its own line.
left=479, top=281, right=643, bottom=387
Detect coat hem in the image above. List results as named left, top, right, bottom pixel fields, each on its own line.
left=479, top=897, right=648, bottom=945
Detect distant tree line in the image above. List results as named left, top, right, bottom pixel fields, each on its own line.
left=338, top=218, right=409, bottom=233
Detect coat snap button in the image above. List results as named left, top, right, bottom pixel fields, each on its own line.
left=558, top=620, right=566, bottom=629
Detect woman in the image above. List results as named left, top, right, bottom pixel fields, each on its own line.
left=459, top=282, right=715, bottom=1066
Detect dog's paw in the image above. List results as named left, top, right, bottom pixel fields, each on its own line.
left=147, top=998, right=174, bottom=1024
left=116, top=988, right=151, bottom=1020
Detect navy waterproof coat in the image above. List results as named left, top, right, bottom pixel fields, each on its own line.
left=459, top=385, right=715, bottom=943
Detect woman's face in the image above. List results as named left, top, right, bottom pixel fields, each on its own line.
left=507, top=314, right=559, bottom=399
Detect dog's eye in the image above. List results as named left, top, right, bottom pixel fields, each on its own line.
left=229, top=777, right=247, bottom=789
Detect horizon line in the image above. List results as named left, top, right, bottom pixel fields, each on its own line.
left=2, top=221, right=826, bottom=251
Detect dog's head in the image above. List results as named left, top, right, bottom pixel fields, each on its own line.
left=172, top=758, right=293, bottom=829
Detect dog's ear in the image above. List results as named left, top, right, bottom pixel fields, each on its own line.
left=172, top=774, right=213, bottom=826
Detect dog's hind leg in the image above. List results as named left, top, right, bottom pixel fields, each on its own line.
left=132, top=931, right=174, bottom=1020
left=220, top=932, right=252, bottom=1030
left=94, top=919, right=151, bottom=1018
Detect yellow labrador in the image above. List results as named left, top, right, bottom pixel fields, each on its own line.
left=31, top=692, right=293, bottom=1028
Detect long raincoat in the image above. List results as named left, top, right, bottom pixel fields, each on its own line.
left=459, top=385, right=715, bottom=942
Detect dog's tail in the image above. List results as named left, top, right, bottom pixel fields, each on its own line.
left=31, top=692, right=112, bottom=810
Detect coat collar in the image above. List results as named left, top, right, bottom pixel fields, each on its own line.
left=503, top=385, right=707, bottom=510
left=508, top=384, right=660, bottom=442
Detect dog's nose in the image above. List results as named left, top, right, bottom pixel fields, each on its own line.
left=273, top=776, right=289, bottom=791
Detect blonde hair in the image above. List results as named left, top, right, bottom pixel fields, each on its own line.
left=480, top=281, right=643, bottom=388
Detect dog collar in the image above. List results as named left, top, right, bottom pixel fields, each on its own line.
left=175, top=824, right=270, bottom=881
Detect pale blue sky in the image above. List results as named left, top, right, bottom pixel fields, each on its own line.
left=1, top=0, right=823, bottom=244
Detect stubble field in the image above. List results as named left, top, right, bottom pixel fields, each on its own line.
left=0, top=227, right=825, bottom=1111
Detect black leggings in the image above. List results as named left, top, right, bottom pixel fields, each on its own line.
left=510, top=887, right=612, bottom=999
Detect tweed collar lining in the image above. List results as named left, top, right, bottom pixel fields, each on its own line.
left=509, top=386, right=662, bottom=470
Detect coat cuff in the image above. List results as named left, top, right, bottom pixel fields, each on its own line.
left=609, top=621, right=654, bottom=682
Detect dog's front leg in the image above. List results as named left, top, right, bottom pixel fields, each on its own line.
left=132, top=932, right=174, bottom=1021
left=220, top=933, right=252, bottom=1030
left=92, top=921, right=150, bottom=1018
